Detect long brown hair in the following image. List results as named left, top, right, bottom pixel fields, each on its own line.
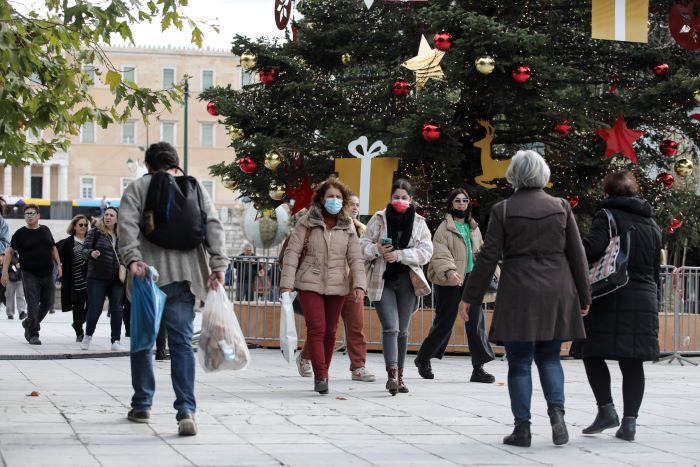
left=67, top=215, right=89, bottom=235
left=311, top=176, right=352, bottom=208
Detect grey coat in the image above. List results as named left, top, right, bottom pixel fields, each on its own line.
left=462, top=189, right=590, bottom=343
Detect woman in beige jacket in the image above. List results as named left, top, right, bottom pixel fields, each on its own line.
left=280, top=178, right=366, bottom=395
left=416, top=188, right=496, bottom=382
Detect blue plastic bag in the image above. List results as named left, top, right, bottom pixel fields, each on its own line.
left=130, top=266, right=167, bottom=353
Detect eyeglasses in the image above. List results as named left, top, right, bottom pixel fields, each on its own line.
left=453, top=198, right=470, bottom=203
left=77, top=223, right=88, bottom=227
left=24, top=212, right=38, bottom=217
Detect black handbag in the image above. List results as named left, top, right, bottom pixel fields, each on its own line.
left=588, top=209, right=632, bottom=300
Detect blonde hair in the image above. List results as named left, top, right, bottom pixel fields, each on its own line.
left=96, top=207, right=119, bottom=236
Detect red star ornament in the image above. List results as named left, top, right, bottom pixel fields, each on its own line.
left=594, top=114, right=644, bottom=163
left=288, top=176, right=313, bottom=214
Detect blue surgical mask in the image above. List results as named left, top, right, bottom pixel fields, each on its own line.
left=324, top=198, right=343, bottom=215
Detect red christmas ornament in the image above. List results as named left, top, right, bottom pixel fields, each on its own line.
left=609, top=74, right=621, bottom=93
left=594, top=113, right=644, bottom=163
left=666, top=226, right=676, bottom=234
left=691, top=113, right=700, bottom=121
left=512, top=65, right=531, bottom=83
left=259, top=68, right=278, bottom=85
left=653, top=63, right=669, bottom=77
left=422, top=122, right=441, bottom=142
left=288, top=176, right=313, bottom=214
left=656, top=172, right=675, bottom=188
left=554, top=120, right=573, bottom=135
left=239, top=156, right=258, bottom=174
left=669, top=216, right=684, bottom=230
left=433, top=31, right=453, bottom=51
left=392, top=79, right=411, bottom=97
left=565, top=195, right=579, bottom=209
left=660, top=139, right=678, bottom=157
left=206, top=101, right=218, bottom=116
left=669, top=0, right=700, bottom=50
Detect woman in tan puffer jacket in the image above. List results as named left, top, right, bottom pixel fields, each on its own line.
left=280, top=178, right=366, bottom=395
left=416, top=188, right=496, bottom=383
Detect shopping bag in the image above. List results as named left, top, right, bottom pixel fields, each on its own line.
left=130, top=266, right=166, bottom=353
left=279, top=291, right=298, bottom=363
left=198, top=284, right=250, bottom=372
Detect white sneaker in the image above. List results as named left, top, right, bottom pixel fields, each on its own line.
left=352, top=367, right=376, bottom=382
left=81, top=335, right=92, bottom=350
left=111, top=341, right=124, bottom=351
left=296, top=352, right=312, bottom=377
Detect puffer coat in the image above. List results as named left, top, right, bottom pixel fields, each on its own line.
left=280, top=204, right=366, bottom=296
left=427, top=214, right=483, bottom=286
left=580, top=195, right=662, bottom=361
left=83, top=228, right=121, bottom=281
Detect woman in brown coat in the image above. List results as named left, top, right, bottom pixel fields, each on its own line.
left=280, top=177, right=366, bottom=395
left=459, top=150, right=591, bottom=448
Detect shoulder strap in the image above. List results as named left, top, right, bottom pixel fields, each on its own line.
left=602, top=209, right=618, bottom=238
left=91, top=229, right=99, bottom=250
left=502, top=199, right=507, bottom=221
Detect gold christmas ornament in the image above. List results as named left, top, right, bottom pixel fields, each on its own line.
left=228, top=127, right=245, bottom=141
left=475, top=56, right=495, bottom=75
left=264, top=151, right=282, bottom=171
left=674, top=158, right=695, bottom=177
left=341, top=53, right=352, bottom=66
left=240, top=51, right=257, bottom=70
left=401, top=35, right=445, bottom=93
left=694, top=90, right=700, bottom=104
left=269, top=185, right=286, bottom=201
left=222, top=178, right=238, bottom=190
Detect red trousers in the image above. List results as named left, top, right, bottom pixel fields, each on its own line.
left=297, top=291, right=345, bottom=379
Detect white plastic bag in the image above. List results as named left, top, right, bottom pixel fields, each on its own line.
left=198, top=284, right=250, bottom=372
left=279, top=291, right=298, bottom=363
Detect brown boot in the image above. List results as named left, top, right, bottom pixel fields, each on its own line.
left=386, top=368, right=398, bottom=396
left=398, top=368, right=409, bottom=393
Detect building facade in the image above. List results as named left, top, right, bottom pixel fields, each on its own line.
left=1, top=45, right=248, bottom=207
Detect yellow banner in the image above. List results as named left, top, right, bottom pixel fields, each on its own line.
left=335, top=157, right=399, bottom=215
left=592, top=0, right=648, bottom=43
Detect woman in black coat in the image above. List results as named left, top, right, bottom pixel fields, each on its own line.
left=580, top=170, right=662, bottom=442
left=57, top=215, right=89, bottom=341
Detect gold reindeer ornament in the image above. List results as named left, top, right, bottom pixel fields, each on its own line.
left=473, top=119, right=511, bottom=189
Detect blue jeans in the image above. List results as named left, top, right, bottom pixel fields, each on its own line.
left=130, top=281, right=196, bottom=416
left=85, top=278, right=124, bottom=342
left=504, top=340, right=564, bottom=424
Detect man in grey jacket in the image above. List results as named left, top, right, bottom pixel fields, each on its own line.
left=118, top=142, right=229, bottom=436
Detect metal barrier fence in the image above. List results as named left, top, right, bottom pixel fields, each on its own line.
left=225, top=256, right=699, bottom=362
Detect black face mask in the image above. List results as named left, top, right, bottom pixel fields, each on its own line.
left=450, top=208, right=467, bottom=219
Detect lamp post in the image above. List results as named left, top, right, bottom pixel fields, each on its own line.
left=183, top=77, right=189, bottom=175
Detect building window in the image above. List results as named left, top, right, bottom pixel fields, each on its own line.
left=201, top=180, right=214, bottom=201
left=162, top=67, right=175, bottom=88
left=121, top=120, right=136, bottom=144
left=122, top=65, right=136, bottom=83
left=161, top=121, right=176, bottom=145
left=80, top=177, right=95, bottom=198
left=241, top=69, right=255, bottom=87
left=80, top=121, right=96, bottom=144
left=202, top=69, right=214, bottom=90
left=200, top=123, right=215, bottom=147
left=120, top=177, right=134, bottom=195
left=82, top=64, right=96, bottom=84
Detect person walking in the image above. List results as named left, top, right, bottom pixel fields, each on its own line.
left=81, top=207, right=124, bottom=351
left=1, top=204, right=62, bottom=345
left=459, top=150, right=590, bottom=447
left=579, top=170, right=661, bottom=442
left=416, top=188, right=496, bottom=383
left=5, top=252, right=27, bottom=320
left=360, top=179, right=433, bottom=396
left=280, top=177, right=367, bottom=395
left=119, top=142, right=229, bottom=436
left=234, top=243, right=256, bottom=301
left=57, top=215, right=90, bottom=342
left=0, top=197, right=11, bottom=317
left=295, top=194, right=376, bottom=383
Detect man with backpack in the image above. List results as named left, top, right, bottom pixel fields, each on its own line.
left=118, top=142, right=229, bottom=436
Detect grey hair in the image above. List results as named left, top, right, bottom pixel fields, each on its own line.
left=505, top=150, right=551, bottom=190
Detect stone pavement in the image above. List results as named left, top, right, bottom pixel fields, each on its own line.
left=1, top=312, right=700, bottom=466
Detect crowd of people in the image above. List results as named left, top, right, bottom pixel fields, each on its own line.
left=0, top=145, right=662, bottom=445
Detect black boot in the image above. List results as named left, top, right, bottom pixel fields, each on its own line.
left=386, top=368, right=399, bottom=396
left=397, top=368, right=409, bottom=393
left=414, top=357, right=434, bottom=379
left=615, top=416, right=636, bottom=441
left=548, top=406, right=569, bottom=445
left=470, top=365, right=495, bottom=383
left=503, top=421, right=531, bottom=447
left=582, top=403, right=620, bottom=434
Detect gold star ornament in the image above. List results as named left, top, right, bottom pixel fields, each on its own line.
left=401, top=35, right=445, bottom=92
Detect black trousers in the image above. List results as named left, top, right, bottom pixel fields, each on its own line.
left=583, top=357, right=645, bottom=418
left=72, top=289, right=88, bottom=337
left=417, top=283, right=495, bottom=368
left=156, top=319, right=167, bottom=352
left=122, top=297, right=131, bottom=337
left=22, top=270, right=55, bottom=338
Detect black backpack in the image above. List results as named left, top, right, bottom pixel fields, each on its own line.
left=141, top=170, right=207, bottom=250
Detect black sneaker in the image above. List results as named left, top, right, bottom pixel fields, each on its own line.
left=177, top=412, right=197, bottom=436
left=7, top=315, right=13, bottom=320
left=21, top=319, right=30, bottom=342
left=28, top=336, right=41, bottom=345
left=19, top=312, right=27, bottom=320
left=76, top=335, right=84, bottom=343
left=155, top=349, right=170, bottom=361
left=470, top=366, right=495, bottom=383
left=414, top=357, right=434, bottom=379
left=127, top=408, right=151, bottom=423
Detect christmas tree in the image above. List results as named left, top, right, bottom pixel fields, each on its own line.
left=202, top=0, right=700, bottom=263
